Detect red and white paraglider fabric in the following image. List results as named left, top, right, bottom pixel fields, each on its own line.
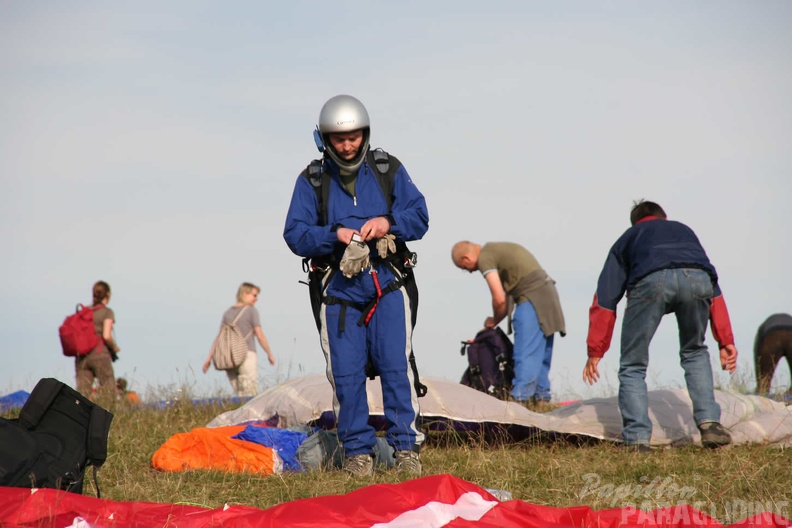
left=1, top=474, right=789, bottom=528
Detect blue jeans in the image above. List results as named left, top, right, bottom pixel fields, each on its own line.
left=510, top=300, right=553, bottom=401
left=619, top=268, right=721, bottom=445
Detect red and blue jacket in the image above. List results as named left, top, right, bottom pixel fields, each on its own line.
left=587, top=216, right=734, bottom=358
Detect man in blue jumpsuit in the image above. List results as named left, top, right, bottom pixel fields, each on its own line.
left=284, top=95, right=429, bottom=476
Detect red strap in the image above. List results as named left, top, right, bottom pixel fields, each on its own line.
left=364, top=270, right=383, bottom=326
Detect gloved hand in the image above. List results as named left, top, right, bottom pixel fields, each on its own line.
left=339, top=238, right=370, bottom=278
left=376, top=233, right=397, bottom=259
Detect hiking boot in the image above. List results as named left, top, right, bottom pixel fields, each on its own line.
left=528, top=397, right=559, bottom=413
left=394, top=450, right=422, bottom=475
left=343, top=454, right=374, bottom=477
left=506, top=395, right=558, bottom=413
left=699, top=422, right=732, bottom=448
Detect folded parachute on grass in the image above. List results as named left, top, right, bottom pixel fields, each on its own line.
left=151, top=425, right=284, bottom=475
left=150, top=375, right=792, bottom=478
left=208, top=374, right=792, bottom=447
left=1, top=473, right=790, bottom=528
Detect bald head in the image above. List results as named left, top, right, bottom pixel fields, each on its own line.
left=451, top=241, right=480, bottom=272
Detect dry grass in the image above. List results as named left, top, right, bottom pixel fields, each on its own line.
left=5, top=386, right=791, bottom=522
left=86, top=394, right=792, bottom=521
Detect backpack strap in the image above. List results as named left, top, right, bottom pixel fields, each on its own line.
left=231, top=306, right=253, bottom=340
left=76, top=303, right=103, bottom=313
left=302, top=159, right=332, bottom=226
left=231, top=305, right=248, bottom=324
left=466, top=339, right=483, bottom=372
left=409, top=352, right=428, bottom=398
left=367, top=148, right=400, bottom=212
left=86, top=404, right=113, bottom=498
left=300, top=148, right=402, bottom=227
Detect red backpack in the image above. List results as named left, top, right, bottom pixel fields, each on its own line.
left=59, top=304, right=101, bottom=357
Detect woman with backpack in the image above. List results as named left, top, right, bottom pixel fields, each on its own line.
left=75, top=280, right=121, bottom=402
left=202, top=282, right=275, bottom=397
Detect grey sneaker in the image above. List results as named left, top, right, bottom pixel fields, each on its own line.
left=394, top=450, right=422, bottom=475
left=343, top=454, right=374, bottom=477
left=699, top=422, right=732, bottom=448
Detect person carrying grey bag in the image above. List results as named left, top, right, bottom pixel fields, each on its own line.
left=202, top=282, right=276, bottom=397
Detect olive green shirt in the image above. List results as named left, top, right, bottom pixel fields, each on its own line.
left=339, top=170, right=357, bottom=197
left=478, top=242, right=542, bottom=302
left=478, top=242, right=566, bottom=337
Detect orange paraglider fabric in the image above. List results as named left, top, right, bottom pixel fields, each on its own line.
left=151, top=425, right=277, bottom=475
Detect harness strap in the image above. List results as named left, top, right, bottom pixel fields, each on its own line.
left=323, top=298, right=354, bottom=332
left=357, top=277, right=403, bottom=327
left=363, top=270, right=383, bottom=326
left=323, top=276, right=404, bottom=332
left=92, top=465, right=102, bottom=499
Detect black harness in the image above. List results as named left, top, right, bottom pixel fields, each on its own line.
left=324, top=267, right=405, bottom=332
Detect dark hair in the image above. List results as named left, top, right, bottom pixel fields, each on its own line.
left=630, top=200, right=666, bottom=226
left=93, top=280, right=111, bottom=305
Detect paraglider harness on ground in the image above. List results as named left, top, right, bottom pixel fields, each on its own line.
left=0, top=378, right=113, bottom=497
left=460, top=327, right=515, bottom=400
left=299, top=148, right=427, bottom=397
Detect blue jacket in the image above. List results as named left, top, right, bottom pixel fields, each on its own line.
left=596, top=217, right=720, bottom=311
left=283, top=154, right=429, bottom=303
left=587, top=216, right=734, bottom=357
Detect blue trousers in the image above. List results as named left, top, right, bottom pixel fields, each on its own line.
left=619, top=268, right=721, bottom=445
left=510, top=300, right=553, bottom=401
left=319, top=288, right=423, bottom=456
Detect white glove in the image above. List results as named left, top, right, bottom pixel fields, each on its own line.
left=339, top=239, right=370, bottom=278
left=376, top=234, right=397, bottom=259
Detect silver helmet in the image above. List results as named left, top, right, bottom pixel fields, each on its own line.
left=317, top=94, right=371, bottom=172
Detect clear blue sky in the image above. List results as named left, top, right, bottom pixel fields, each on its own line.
left=2, top=1, right=790, bottom=400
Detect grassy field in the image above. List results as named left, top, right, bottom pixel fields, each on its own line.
left=18, top=390, right=780, bottom=524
